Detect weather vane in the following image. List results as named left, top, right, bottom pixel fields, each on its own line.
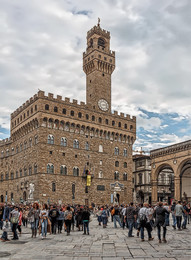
left=98, top=17, right=100, bottom=26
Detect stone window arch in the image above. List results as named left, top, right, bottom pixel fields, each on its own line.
left=118, top=122, right=121, bottom=127
left=78, top=112, right=82, bottom=118
left=99, top=144, right=103, bottom=153
left=71, top=110, right=74, bottom=116
left=47, top=163, right=54, bottom=174
left=45, top=104, right=49, bottom=110
left=73, top=139, right=79, bottom=149
left=48, top=134, right=54, bottom=144
left=60, top=165, right=67, bottom=175
left=99, top=171, right=103, bottom=178
left=63, top=108, right=66, bottom=114
left=124, top=124, right=127, bottom=129
left=114, top=147, right=119, bottom=155
left=124, top=162, right=127, bottom=168
left=114, top=171, right=119, bottom=180
left=34, top=164, right=37, bottom=174
left=123, top=148, right=127, bottom=157
left=85, top=142, right=89, bottom=151
left=92, top=115, right=95, bottom=121
left=98, top=37, right=105, bottom=48
left=115, top=161, right=119, bottom=167
left=123, top=173, right=127, bottom=181
left=99, top=117, right=102, bottom=123
left=73, top=167, right=79, bottom=177
left=54, top=106, right=58, bottom=112
left=61, top=137, right=67, bottom=147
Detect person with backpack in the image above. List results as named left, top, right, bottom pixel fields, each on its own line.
left=154, top=202, right=169, bottom=243
left=113, top=205, right=122, bottom=228
left=101, top=207, right=108, bottom=228
left=49, top=205, right=59, bottom=234
left=138, top=203, right=153, bottom=242
left=64, top=206, right=73, bottom=235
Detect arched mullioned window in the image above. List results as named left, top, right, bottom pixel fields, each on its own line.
left=61, top=137, right=67, bottom=147
left=73, top=167, right=79, bottom=176
left=29, top=167, right=32, bottom=176
left=47, top=163, right=54, bottom=174
left=78, top=112, right=82, bottom=118
left=123, top=173, right=127, bottom=181
left=98, top=37, right=105, bottom=47
left=123, top=148, right=127, bottom=157
left=60, top=165, right=67, bottom=175
left=73, top=139, right=79, bottom=149
left=115, top=161, right=119, bottom=167
left=114, top=147, right=119, bottom=155
left=48, top=135, right=54, bottom=144
left=85, top=142, right=89, bottom=151
left=45, top=104, right=49, bottom=110
left=114, top=171, right=119, bottom=180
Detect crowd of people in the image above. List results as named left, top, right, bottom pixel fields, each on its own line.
left=0, top=200, right=190, bottom=244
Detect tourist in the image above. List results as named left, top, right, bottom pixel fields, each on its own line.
left=17, top=208, right=23, bottom=236
left=82, top=206, right=90, bottom=235
left=171, top=202, right=177, bottom=229
left=0, top=204, right=4, bottom=230
left=154, top=202, right=169, bottom=243
left=28, top=202, right=40, bottom=238
left=175, top=201, right=185, bottom=230
left=64, top=206, right=73, bottom=235
left=126, top=202, right=136, bottom=237
left=0, top=218, right=10, bottom=242
left=113, top=205, right=122, bottom=228
left=57, top=207, right=64, bottom=233
left=39, top=203, right=48, bottom=239
left=101, top=207, right=108, bottom=228
left=96, top=207, right=102, bottom=226
left=49, top=205, right=59, bottom=234
left=182, top=201, right=189, bottom=229
left=138, top=203, right=153, bottom=242
left=10, top=206, right=19, bottom=240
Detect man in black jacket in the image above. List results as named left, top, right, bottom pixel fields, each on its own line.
left=49, top=205, right=59, bottom=234
left=82, top=207, right=90, bottom=235
left=154, top=202, right=169, bottom=243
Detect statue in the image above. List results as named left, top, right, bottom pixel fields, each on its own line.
left=28, top=183, right=34, bottom=200
left=98, top=17, right=100, bottom=26
left=113, top=191, right=118, bottom=205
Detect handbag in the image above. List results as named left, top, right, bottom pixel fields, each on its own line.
left=11, top=216, right=19, bottom=224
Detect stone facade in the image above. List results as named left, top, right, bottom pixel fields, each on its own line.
left=151, top=140, right=191, bottom=203
left=0, top=23, right=136, bottom=205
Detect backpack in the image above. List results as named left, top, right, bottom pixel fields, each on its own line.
left=140, top=213, right=147, bottom=224
left=66, top=212, right=72, bottom=220
left=111, top=208, right=115, bottom=216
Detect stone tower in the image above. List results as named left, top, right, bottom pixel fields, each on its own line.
left=83, top=21, right=115, bottom=112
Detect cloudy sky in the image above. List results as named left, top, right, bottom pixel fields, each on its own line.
left=0, top=0, right=191, bottom=152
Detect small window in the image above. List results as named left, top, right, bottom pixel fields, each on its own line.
left=71, top=110, right=74, bottom=116
left=124, top=162, right=127, bottom=168
left=16, top=171, right=18, bottom=178
left=35, top=105, right=37, bottom=111
left=124, top=124, right=127, bottom=129
left=20, top=169, right=22, bottom=177
left=99, top=171, right=103, bottom=178
left=112, top=120, right=115, bottom=126
left=105, top=119, right=109, bottom=125
left=11, top=172, right=14, bottom=180
left=34, top=164, right=37, bottom=174
left=6, top=173, right=9, bottom=180
left=115, top=161, right=119, bottom=167
left=27, top=111, right=29, bottom=116
left=11, top=192, right=14, bottom=200
left=86, top=114, right=89, bottom=120
left=73, top=139, right=79, bottom=149
left=99, top=145, right=103, bottom=153
left=29, top=167, right=32, bottom=176
left=63, top=108, right=66, bottom=114
left=130, top=125, right=133, bottom=130
left=54, top=106, right=58, bottom=112
left=114, top=147, right=119, bottom=155
left=123, top=173, right=127, bottom=181
left=85, top=142, right=89, bottom=151
left=114, top=171, right=119, bottom=180
left=78, top=112, right=82, bottom=118
left=99, top=117, right=102, bottom=123
left=34, top=136, right=38, bottom=145
left=123, top=148, right=127, bottom=157
left=52, top=183, right=56, bottom=192
left=73, top=167, right=79, bottom=177
left=118, top=122, right=121, bottom=127
left=45, top=104, right=49, bottom=110
left=31, top=107, right=33, bottom=114
left=92, top=115, right=95, bottom=121
left=24, top=168, right=27, bottom=176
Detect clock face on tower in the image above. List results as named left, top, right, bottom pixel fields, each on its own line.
left=98, top=99, right=109, bottom=111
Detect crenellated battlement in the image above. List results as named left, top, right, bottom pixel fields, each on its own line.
left=87, top=25, right=110, bottom=39
left=0, top=137, right=12, bottom=147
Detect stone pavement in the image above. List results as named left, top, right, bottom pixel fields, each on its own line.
left=0, top=216, right=191, bottom=260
